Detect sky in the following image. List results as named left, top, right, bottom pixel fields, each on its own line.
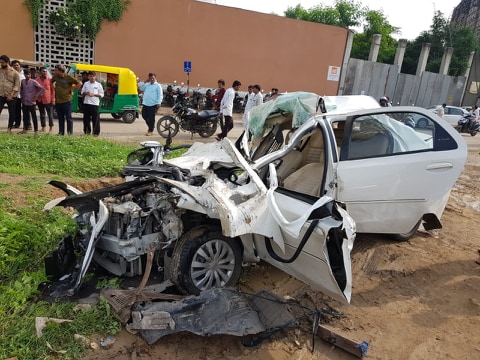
left=206, top=0, right=458, bottom=40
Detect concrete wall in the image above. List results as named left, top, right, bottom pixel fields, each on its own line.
left=1, top=0, right=349, bottom=95
left=0, top=3, right=35, bottom=60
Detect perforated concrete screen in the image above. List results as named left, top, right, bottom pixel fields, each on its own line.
left=34, top=0, right=93, bottom=66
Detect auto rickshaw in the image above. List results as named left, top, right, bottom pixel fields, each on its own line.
left=67, top=64, right=140, bottom=123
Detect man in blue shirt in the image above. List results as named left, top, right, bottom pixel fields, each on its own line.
left=139, top=72, right=163, bottom=136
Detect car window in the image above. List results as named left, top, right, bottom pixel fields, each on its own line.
left=448, top=108, right=462, bottom=116
left=341, top=111, right=457, bottom=161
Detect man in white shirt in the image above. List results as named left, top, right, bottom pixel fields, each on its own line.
left=81, top=71, right=104, bottom=136
left=250, top=84, right=263, bottom=108
left=241, top=85, right=254, bottom=129
left=217, top=80, right=241, bottom=140
left=437, top=103, right=446, bottom=118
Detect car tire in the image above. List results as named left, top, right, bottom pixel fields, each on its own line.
left=170, top=226, right=243, bottom=295
left=122, top=110, right=136, bottom=124
left=416, top=118, right=428, bottom=129
left=391, top=219, right=421, bottom=242
left=111, top=113, right=122, bottom=119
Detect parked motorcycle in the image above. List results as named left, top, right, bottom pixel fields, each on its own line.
left=455, top=113, right=480, bottom=136
left=191, top=84, right=205, bottom=109
left=174, top=82, right=189, bottom=106
left=163, top=82, right=176, bottom=107
left=233, top=92, right=243, bottom=113
left=204, top=88, right=215, bottom=110
left=157, top=102, right=220, bottom=138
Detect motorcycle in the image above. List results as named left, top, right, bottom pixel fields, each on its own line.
left=204, top=88, right=215, bottom=110
left=191, top=84, right=205, bottom=109
left=455, top=113, right=480, bottom=136
left=157, top=102, right=220, bottom=138
left=174, top=82, right=189, bottom=106
left=163, top=82, right=176, bottom=107
left=233, top=91, right=243, bottom=113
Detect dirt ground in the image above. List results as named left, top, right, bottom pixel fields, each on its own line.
left=71, top=130, right=479, bottom=359
left=3, top=112, right=479, bottom=359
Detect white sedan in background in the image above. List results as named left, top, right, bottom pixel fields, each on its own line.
left=427, top=105, right=470, bottom=126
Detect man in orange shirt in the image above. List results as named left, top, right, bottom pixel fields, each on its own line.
left=36, top=67, right=55, bottom=133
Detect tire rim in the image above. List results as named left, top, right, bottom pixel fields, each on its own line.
left=159, top=119, right=176, bottom=135
left=190, top=239, right=236, bottom=290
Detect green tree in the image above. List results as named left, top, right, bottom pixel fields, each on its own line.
left=284, top=1, right=399, bottom=63
left=285, top=0, right=364, bottom=28
left=402, top=11, right=478, bottom=76
left=351, top=9, right=399, bottom=62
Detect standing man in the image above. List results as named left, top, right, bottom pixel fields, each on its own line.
left=241, top=85, right=254, bottom=129
left=242, top=84, right=263, bottom=130
left=19, top=68, right=45, bottom=134
left=51, top=65, right=81, bottom=135
left=36, top=67, right=55, bottom=133
left=81, top=71, right=104, bottom=136
left=78, top=71, right=89, bottom=111
left=437, top=103, right=446, bottom=118
left=11, top=60, right=25, bottom=129
left=217, top=80, right=241, bottom=140
left=0, top=55, right=21, bottom=133
left=215, top=79, right=226, bottom=111
left=251, top=84, right=263, bottom=108
left=139, top=73, right=162, bottom=136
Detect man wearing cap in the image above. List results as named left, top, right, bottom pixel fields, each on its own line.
left=51, top=64, right=81, bottom=135
left=379, top=96, right=389, bottom=107
left=0, top=55, right=21, bottom=133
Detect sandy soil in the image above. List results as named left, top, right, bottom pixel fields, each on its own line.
left=73, top=131, right=480, bottom=359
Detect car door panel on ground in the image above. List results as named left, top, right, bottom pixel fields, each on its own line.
left=334, top=108, right=467, bottom=235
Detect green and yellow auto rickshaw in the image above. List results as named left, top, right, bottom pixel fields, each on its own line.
left=67, top=64, right=140, bottom=123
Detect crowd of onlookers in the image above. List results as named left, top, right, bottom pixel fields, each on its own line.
left=2, top=54, right=282, bottom=139
left=0, top=54, right=104, bottom=136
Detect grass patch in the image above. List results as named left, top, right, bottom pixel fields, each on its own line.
left=0, top=135, right=149, bottom=359
left=0, top=134, right=136, bottom=178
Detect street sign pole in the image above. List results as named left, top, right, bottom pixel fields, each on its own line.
left=184, top=60, right=192, bottom=97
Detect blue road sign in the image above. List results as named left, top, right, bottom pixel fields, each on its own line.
left=184, top=61, right=192, bottom=73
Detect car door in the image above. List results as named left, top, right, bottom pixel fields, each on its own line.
left=445, top=106, right=465, bottom=126
left=245, top=124, right=354, bottom=304
left=334, top=107, right=467, bottom=235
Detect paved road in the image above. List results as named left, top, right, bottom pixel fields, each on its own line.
left=0, top=106, right=245, bottom=146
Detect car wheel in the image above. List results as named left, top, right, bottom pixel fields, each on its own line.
left=111, top=113, right=122, bottom=119
left=391, top=219, right=421, bottom=242
left=198, top=119, right=218, bottom=138
left=416, top=118, right=428, bottom=129
left=170, top=226, right=243, bottom=295
left=122, top=110, right=136, bottom=124
left=157, top=115, right=179, bottom=138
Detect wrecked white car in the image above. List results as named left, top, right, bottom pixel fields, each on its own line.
left=44, top=92, right=466, bottom=305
